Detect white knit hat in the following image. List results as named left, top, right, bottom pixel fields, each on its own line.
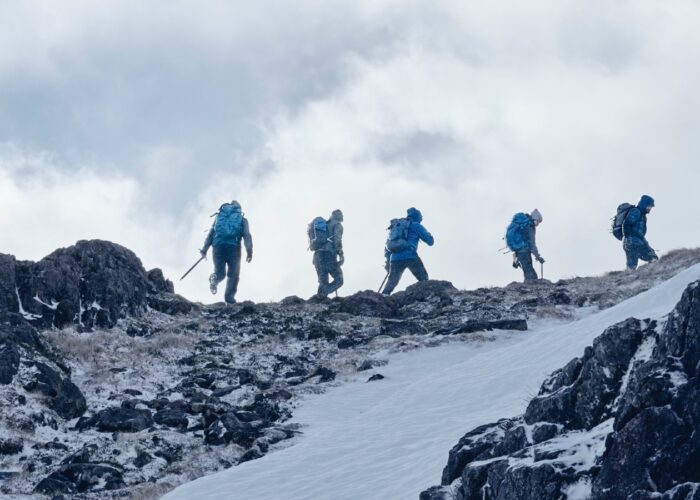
left=531, top=209, right=543, bottom=223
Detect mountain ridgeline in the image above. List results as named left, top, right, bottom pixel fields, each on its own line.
left=1, top=240, right=699, bottom=499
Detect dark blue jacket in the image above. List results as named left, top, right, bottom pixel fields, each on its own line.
left=386, top=208, right=434, bottom=262
left=623, top=195, right=655, bottom=243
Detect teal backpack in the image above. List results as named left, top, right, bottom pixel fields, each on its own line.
left=505, top=213, right=532, bottom=252
left=214, top=204, right=243, bottom=243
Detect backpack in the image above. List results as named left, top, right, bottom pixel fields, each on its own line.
left=308, top=217, right=329, bottom=251
left=505, top=213, right=532, bottom=252
left=611, top=203, right=633, bottom=241
left=386, top=218, right=411, bottom=253
left=214, top=204, right=244, bottom=240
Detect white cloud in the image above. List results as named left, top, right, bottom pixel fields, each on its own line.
left=1, top=1, right=699, bottom=303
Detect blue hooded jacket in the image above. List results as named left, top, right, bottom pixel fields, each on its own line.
left=623, top=195, right=655, bottom=242
left=386, top=207, right=435, bottom=262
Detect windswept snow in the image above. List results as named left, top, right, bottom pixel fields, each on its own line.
left=162, top=264, right=700, bottom=500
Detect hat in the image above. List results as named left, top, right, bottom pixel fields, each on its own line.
left=531, top=209, right=543, bottom=223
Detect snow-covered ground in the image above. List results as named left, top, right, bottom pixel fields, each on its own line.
left=164, top=263, right=700, bottom=500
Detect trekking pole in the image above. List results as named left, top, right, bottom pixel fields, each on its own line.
left=180, top=255, right=206, bottom=281
left=540, top=262, right=544, bottom=280
left=378, top=272, right=389, bottom=293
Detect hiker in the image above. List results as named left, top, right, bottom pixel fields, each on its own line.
left=506, top=209, right=544, bottom=282
left=381, top=207, right=434, bottom=295
left=619, top=195, right=658, bottom=270
left=308, top=209, right=345, bottom=298
left=200, top=200, right=253, bottom=304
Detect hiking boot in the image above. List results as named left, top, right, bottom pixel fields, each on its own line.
left=209, top=274, right=218, bottom=295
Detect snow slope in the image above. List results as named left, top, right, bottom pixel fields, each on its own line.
left=164, top=264, right=700, bottom=500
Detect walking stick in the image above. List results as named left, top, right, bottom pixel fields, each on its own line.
left=540, top=261, right=544, bottom=280
left=378, top=272, right=389, bottom=293
left=180, top=256, right=206, bottom=281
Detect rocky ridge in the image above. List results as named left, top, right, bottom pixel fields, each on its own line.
left=421, top=266, right=700, bottom=499
left=0, top=241, right=698, bottom=499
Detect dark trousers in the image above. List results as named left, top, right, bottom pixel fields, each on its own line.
left=212, top=244, right=241, bottom=304
left=382, top=257, right=429, bottom=295
left=624, top=238, right=657, bottom=270
left=313, top=251, right=344, bottom=297
left=516, top=251, right=538, bottom=282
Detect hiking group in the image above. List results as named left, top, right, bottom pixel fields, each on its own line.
left=196, top=195, right=658, bottom=303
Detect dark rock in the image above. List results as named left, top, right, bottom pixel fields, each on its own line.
left=307, top=322, right=339, bottom=341
left=419, top=485, right=453, bottom=500
left=94, top=407, right=153, bottom=433
left=14, top=240, right=150, bottom=328
left=0, top=254, right=18, bottom=313
left=532, top=423, right=559, bottom=444
left=391, top=280, right=458, bottom=307
left=357, top=360, right=374, bottom=371
left=547, top=289, right=572, bottom=305
left=0, top=438, right=23, bottom=455
left=592, top=407, right=689, bottom=499
left=123, top=389, right=142, bottom=397
left=247, top=395, right=290, bottom=423
left=0, top=341, right=20, bottom=384
left=280, top=295, right=306, bottom=306
left=367, top=374, right=385, bottom=382
left=310, top=366, right=336, bottom=383
left=337, top=337, right=356, bottom=349
left=153, top=409, right=189, bottom=429
left=524, top=318, right=645, bottom=430
left=380, top=319, right=428, bottom=337
left=433, top=319, right=528, bottom=336
left=146, top=268, right=174, bottom=294
left=147, top=292, right=196, bottom=315
left=441, top=420, right=516, bottom=485
left=133, top=450, right=153, bottom=468
left=35, top=463, right=124, bottom=494
left=24, top=362, right=86, bottom=419
left=239, top=447, right=264, bottom=463
left=338, top=290, right=397, bottom=318
left=212, top=385, right=239, bottom=398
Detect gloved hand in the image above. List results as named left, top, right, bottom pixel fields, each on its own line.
left=384, top=261, right=390, bottom=272
left=537, top=256, right=546, bottom=264
left=338, top=252, right=345, bottom=266
left=200, top=249, right=207, bottom=260
left=512, top=260, right=520, bottom=269
left=246, top=254, right=253, bottom=263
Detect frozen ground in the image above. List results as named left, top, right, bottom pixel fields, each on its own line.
left=165, top=263, right=700, bottom=500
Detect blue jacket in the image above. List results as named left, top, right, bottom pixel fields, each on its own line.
left=386, top=208, right=434, bottom=262
left=623, top=195, right=655, bottom=243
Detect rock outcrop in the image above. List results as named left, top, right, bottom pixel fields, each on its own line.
left=422, top=281, right=700, bottom=500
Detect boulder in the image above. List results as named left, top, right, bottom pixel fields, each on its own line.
left=391, top=280, right=458, bottom=307
left=14, top=240, right=150, bottom=328
left=338, top=290, right=397, bottom=318
left=35, top=463, right=124, bottom=495
left=24, top=362, right=86, bottom=419
left=146, top=268, right=174, bottom=294
left=93, top=407, right=153, bottom=433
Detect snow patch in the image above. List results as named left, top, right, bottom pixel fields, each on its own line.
left=613, top=335, right=656, bottom=411
left=33, top=294, right=59, bottom=310
left=563, top=477, right=592, bottom=500
left=15, top=288, right=41, bottom=321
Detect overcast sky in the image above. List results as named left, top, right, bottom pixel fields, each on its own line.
left=1, top=0, right=699, bottom=303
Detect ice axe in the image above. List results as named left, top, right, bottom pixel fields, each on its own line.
left=378, top=272, right=389, bottom=293
left=180, top=255, right=206, bottom=281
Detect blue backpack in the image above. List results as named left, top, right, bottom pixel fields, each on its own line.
left=505, top=213, right=532, bottom=252
left=214, top=204, right=243, bottom=243
left=386, top=218, right=411, bottom=253
left=308, top=217, right=329, bottom=251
